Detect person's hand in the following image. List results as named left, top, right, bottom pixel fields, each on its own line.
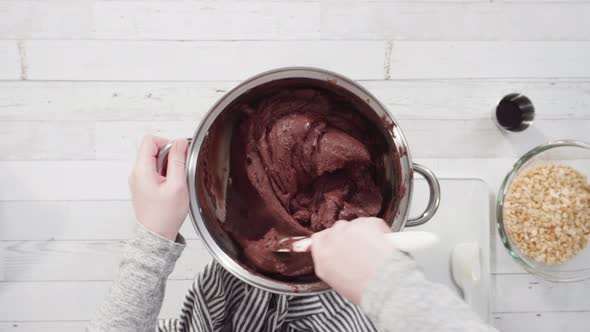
left=129, top=135, right=189, bottom=241
left=311, top=217, right=393, bottom=304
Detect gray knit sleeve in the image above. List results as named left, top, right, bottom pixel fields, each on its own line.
left=87, top=224, right=185, bottom=332
left=360, top=251, right=497, bottom=332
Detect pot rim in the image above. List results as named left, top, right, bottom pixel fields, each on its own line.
left=186, top=67, right=414, bottom=295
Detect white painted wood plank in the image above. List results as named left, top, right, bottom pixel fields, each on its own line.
left=400, top=119, right=590, bottom=158
left=0, top=1, right=92, bottom=40
left=1, top=239, right=210, bottom=281
left=507, top=0, right=590, bottom=2
left=0, top=280, right=193, bottom=321
left=1, top=80, right=589, bottom=121
left=0, top=122, right=94, bottom=160
left=0, top=201, right=136, bottom=240
left=0, top=1, right=319, bottom=40
left=390, top=42, right=590, bottom=79
left=92, top=119, right=590, bottom=160
left=0, top=201, right=195, bottom=241
left=93, top=1, right=320, bottom=40
left=0, top=161, right=130, bottom=201
left=24, top=40, right=387, bottom=81
left=94, top=121, right=197, bottom=160
left=414, top=158, right=515, bottom=194
left=0, top=321, right=87, bottom=332
left=0, top=81, right=232, bottom=121
left=0, top=245, right=3, bottom=281
left=0, top=41, right=20, bottom=80
left=492, top=312, right=590, bottom=332
left=362, top=80, right=590, bottom=120
left=5, top=2, right=590, bottom=41
left=493, top=274, right=590, bottom=312
left=21, top=41, right=590, bottom=81
left=321, top=2, right=590, bottom=40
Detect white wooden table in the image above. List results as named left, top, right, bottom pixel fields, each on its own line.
left=0, top=1, right=589, bottom=331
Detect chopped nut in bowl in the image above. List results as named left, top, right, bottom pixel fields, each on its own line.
left=497, top=140, right=590, bottom=281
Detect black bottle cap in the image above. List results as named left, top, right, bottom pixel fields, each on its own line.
left=494, top=93, right=535, bottom=132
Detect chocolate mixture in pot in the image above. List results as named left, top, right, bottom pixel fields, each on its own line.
left=219, top=88, right=389, bottom=279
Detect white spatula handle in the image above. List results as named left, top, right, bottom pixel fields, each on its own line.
left=291, top=231, right=438, bottom=253
left=384, top=231, right=439, bottom=252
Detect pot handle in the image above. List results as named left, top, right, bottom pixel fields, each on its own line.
left=405, top=163, right=441, bottom=227
left=156, top=138, right=192, bottom=176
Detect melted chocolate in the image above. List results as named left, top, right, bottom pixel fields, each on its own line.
left=222, top=88, right=387, bottom=278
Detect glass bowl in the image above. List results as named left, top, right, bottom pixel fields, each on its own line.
left=497, top=140, right=590, bottom=282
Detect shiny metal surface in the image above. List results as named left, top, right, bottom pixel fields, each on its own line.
left=406, top=163, right=441, bottom=227
left=181, top=67, right=439, bottom=294
left=156, top=138, right=192, bottom=176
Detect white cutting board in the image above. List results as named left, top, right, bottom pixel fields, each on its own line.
left=407, top=178, right=492, bottom=322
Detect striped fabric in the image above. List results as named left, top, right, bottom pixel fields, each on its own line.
left=158, top=262, right=378, bottom=332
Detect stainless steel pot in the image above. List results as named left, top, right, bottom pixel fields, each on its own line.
left=157, top=67, right=440, bottom=295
